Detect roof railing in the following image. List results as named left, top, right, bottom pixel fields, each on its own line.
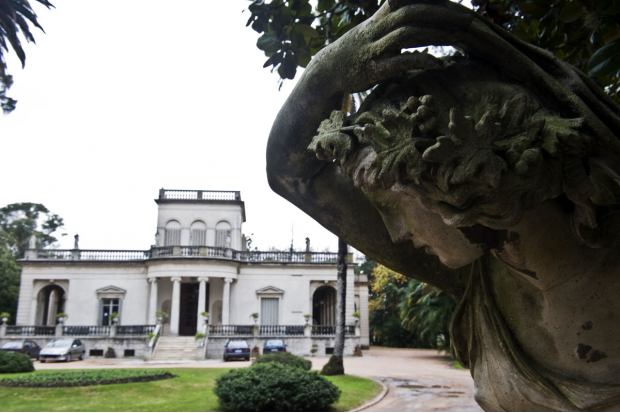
left=158, top=189, right=240, bottom=201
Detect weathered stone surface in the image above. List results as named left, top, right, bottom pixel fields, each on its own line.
left=266, top=0, right=620, bottom=410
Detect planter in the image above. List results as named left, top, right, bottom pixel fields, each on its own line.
left=156, top=315, right=164, bottom=324
left=1, top=317, right=7, bottom=325
left=112, top=317, right=119, bottom=325
left=304, top=316, right=311, bottom=324
left=57, top=317, right=65, bottom=324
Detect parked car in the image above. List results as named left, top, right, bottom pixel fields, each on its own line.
left=0, top=340, right=41, bottom=360
left=223, top=339, right=250, bottom=361
left=263, top=339, right=286, bottom=354
left=39, top=338, right=85, bottom=362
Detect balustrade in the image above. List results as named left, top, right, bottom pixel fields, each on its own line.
left=117, top=325, right=156, bottom=336
left=159, top=189, right=240, bottom=201
left=5, top=326, right=55, bottom=336
left=259, top=325, right=305, bottom=336
left=208, top=325, right=254, bottom=336
left=63, top=325, right=110, bottom=336
left=26, top=248, right=349, bottom=264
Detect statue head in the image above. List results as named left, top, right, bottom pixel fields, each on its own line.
left=309, top=59, right=620, bottom=257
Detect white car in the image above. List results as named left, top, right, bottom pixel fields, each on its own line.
left=39, top=338, right=85, bottom=362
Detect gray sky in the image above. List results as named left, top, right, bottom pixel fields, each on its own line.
left=0, top=0, right=344, bottom=253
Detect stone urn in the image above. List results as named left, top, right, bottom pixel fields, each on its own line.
left=304, top=315, right=311, bottom=324
left=156, top=315, right=165, bottom=325
left=112, top=316, right=119, bottom=325
left=1, top=316, right=8, bottom=325
left=57, top=316, right=65, bottom=324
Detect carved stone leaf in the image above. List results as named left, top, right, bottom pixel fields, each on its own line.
left=423, top=108, right=507, bottom=189
left=308, top=110, right=354, bottom=162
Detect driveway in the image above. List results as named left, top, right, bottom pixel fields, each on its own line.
left=34, top=347, right=481, bottom=412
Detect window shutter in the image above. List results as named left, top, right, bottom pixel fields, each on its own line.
left=261, top=298, right=279, bottom=325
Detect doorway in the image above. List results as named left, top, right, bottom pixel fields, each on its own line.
left=179, top=283, right=209, bottom=336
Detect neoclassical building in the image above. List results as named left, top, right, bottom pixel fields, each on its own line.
left=2, top=189, right=369, bottom=360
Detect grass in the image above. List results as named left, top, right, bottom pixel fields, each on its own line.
left=452, top=360, right=466, bottom=370
left=0, top=368, right=382, bottom=412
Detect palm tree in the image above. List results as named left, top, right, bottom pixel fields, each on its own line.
left=0, top=0, right=54, bottom=112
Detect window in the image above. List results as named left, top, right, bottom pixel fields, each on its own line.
left=215, top=221, right=231, bottom=248
left=261, top=298, right=279, bottom=325
left=101, top=298, right=119, bottom=326
left=164, top=220, right=181, bottom=246
left=190, top=221, right=207, bottom=246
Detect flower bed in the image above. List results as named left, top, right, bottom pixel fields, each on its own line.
left=0, top=369, right=175, bottom=388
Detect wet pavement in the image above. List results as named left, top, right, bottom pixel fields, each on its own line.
left=34, top=347, right=482, bottom=412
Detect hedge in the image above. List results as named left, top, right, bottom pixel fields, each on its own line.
left=253, top=352, right=312, bottom=371
left=0, top=351, right=34, bottom=374
left=0, top=369, right=174, bottom=387
left=214, top=363, right=340, bottom=411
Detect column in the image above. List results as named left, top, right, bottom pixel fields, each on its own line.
left=148, top=278, right=158, bottom=325
left=29, top=295, right=38, bottom=325
left=222, top=278, right=232, bottom=325
left=197, top=277, right=209, bottom=330
left=47, top=290, right=57, bottom=325
left=170, top=277, right=182, bottom=335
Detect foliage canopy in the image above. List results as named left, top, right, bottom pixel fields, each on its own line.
left=246, top=0, right=619, bottom=100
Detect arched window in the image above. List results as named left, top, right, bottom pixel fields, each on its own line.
left=164, top=220, right=181, bottom=246
left=190, top=221, right=207, bottom=246
left=215, top=221, right=231, bottom=248
left=312, top=285, right=337, bottom=325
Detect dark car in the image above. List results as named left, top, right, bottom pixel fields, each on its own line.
left=1, top=340, right=41, bottom=360
left=224, top=339, right=250, bottom=361
left=263, top=339, right=286, bottom=354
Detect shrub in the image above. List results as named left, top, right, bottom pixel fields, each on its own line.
left=0, top=369, right=173, bottom=387
left=253, top=351, right=312, bottom=371
left=0, top=351, right=34, bottom=374
left=214, top=363, right=340, bottom=411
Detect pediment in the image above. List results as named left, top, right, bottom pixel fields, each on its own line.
left=96, top=285, right=127, bottom=297
left=256, top=286, right=284, bottom=295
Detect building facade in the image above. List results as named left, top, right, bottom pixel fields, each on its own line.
left=2, top=189, right=369, bottom=360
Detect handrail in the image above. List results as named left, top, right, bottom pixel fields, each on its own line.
left=159, top=189, right=241, bottom=201
left=25, top=247, right=352, bottom=264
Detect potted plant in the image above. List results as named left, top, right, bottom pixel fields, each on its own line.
left=0, top=312, right=9, bottom=324
left=56, top=313, right=68, bottom=324
left=304, top=314, right=312, bottom=324
left=155, top=311, right=168, bottom=324
left=250, top=312, right=259, bottom=324
left=110, top=312, right=120, bottom=325
left=352, top=312, right=361, bottom=324
left=195, top=332, right=206, bottom=341
left=200, top=311, right=209, bottom=323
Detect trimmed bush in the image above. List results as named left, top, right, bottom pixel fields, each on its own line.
left=0, top=351, right=34, bottom=374
left=253, top=351, right=312, bottom=371
left=0, top=369, right=173, bottom=387
left=214, top=363, right=341, bottom=411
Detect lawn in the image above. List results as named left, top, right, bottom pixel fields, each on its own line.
left=0, top=368, right=382, bottom=412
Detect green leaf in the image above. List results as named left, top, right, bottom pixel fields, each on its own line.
left=278, top=53, right=297, bottom=79
left=295, top=24, right=318, bottom=38
left=559, top=1, right=584, bottom=23
left=588, top=40, right=620, bottom=77
left=256, top=32, right=281, bottom=53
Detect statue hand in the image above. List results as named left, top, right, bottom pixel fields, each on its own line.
left=307, top=0, right=474, bottom=94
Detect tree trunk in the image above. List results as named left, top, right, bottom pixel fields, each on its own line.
left=321, top=237, right=347, bottom=375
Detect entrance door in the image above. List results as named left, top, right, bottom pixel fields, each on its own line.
left=179, top=283, right=199, bottom=336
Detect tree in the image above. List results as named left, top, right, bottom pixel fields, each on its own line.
left=0, top=202, right=64, bottom=258
left=320, top=237, right=347, bottom=375
left=0, top=202, right=64, bottom=322
left=246, top=0, right=619, bottom=101
left=0, top=246, right=21, bottom=323
left=399, top=280, right=456, bottom=351
left=0, top=0, right=54, bottom=113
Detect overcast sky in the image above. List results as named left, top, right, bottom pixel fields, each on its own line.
left=0, top=0, right=347, bottom=253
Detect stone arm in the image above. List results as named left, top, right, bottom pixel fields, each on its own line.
left=266, top=2, right=471, bottom=300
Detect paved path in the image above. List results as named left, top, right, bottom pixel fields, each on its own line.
left=34, top=347, right=481, bottom=412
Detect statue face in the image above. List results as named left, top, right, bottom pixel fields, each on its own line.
left=366, top=188, right=485, bottom=269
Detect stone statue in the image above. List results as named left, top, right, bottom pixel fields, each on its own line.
left=73, top=234, right=79, bottom=250
left=266, top=0, right=620, bottom=410
left=28, top=234, right=36, bottom=249
left=305, top=237, right=310, bottom=252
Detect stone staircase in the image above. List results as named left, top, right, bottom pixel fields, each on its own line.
left=151, top=336, right=198, bottom=362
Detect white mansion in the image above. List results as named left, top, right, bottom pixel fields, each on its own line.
left=0, top=189, right=369, bottom=360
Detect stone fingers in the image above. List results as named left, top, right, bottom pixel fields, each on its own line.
left=370, top=26, right=457, bottom=57
left=372, top=3, right=473, bottom=41
left=370, top=51, right=442, bottom=84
